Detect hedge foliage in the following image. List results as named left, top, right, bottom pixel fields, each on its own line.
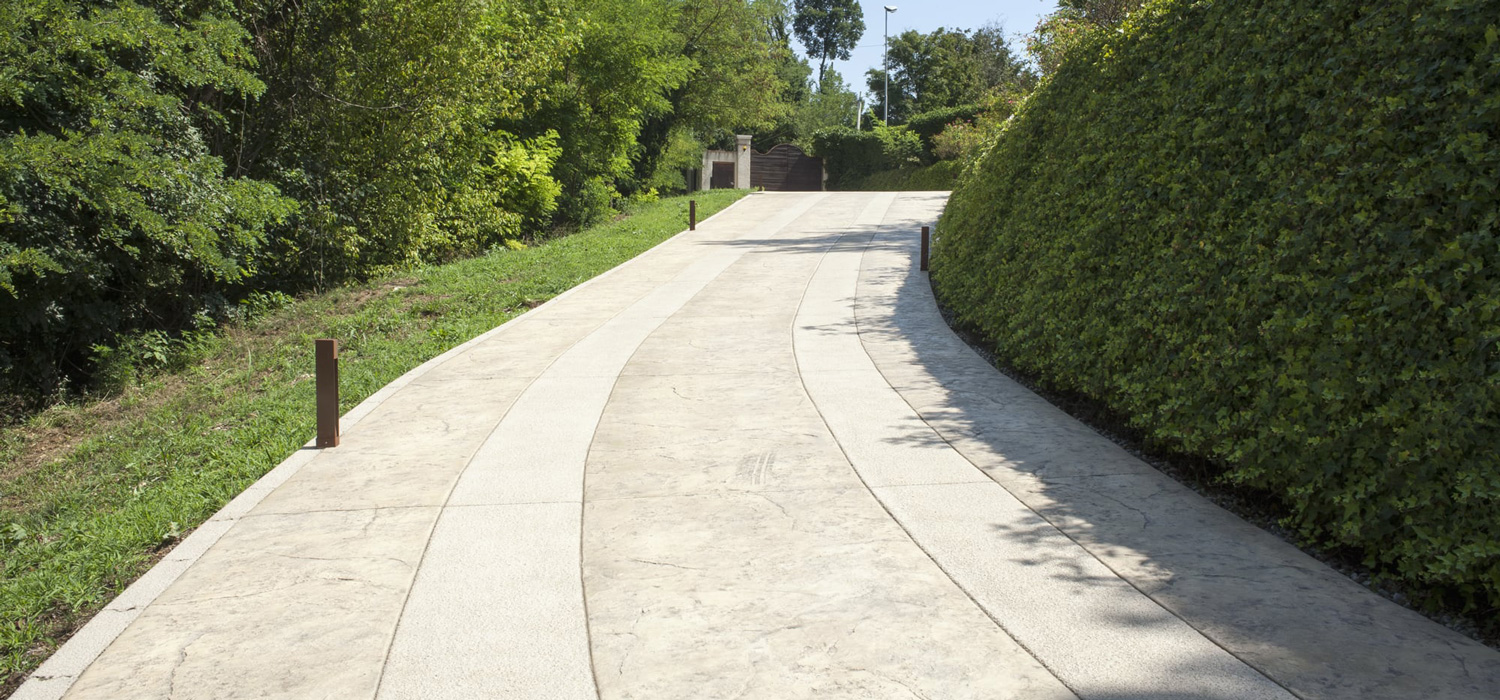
left=934, top=0, right=1500, bottom=611
left=811, top=127, right=885, bottom=187
left=811, top=124, right=923, bottom=188
left=905, top=104, right=978, bottom=162
left=845, top=160, right=962, bottom=191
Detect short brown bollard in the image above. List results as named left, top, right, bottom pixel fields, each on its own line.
left=689, top=199, right=697, bottom=231
left=920, top=226, right=931, bottom=272
left=315, top=339, right=340, bottom=448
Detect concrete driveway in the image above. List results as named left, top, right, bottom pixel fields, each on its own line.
left=18, top=192, right=1499, bottom=699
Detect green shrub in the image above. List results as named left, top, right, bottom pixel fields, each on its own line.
left=931, top=120, right=983, bottom=161
left=873, top=124, right=923, bottom=170
left=560, top=176, right=619, bottom=229
left=811, top=127, right=886, bottom=188
left=812, top=124, right=926, bottom=189
left=906, top=104, right=979, bottom=161
left=935, top=0, right=1500, bottom=612
left=88, top=313, right=221, bottom=397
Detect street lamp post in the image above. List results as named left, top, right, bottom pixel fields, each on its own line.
left=884, top=6, right=897, bottom=124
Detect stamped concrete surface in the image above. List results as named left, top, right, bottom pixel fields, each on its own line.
left=17, top=192, right=1500, bottom=699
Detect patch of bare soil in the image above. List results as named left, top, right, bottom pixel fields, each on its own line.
left=0, top=374, right=185, bottom=498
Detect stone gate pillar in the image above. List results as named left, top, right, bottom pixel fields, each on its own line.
left=735, top=135, right=752, bottom=189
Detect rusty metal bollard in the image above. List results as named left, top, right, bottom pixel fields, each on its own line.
left=690, top=199, right=697, bottom=231
left=920, top=226, right=931, bottom=272
left=315, top=339, right=340, bottom=448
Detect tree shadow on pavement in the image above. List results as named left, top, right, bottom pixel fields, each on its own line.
left=848, top=215, right=1500, bottom=700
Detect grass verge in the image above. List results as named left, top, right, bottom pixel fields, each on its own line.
left=0, top=189, right=747, bottom=692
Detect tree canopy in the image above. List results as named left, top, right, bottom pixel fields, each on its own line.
left=0, top=0, right=773, bottom=399
left=792, top=0, right=865, bottom=88
left=0, top=0, right=296, bottom=395
left=865, top=24, right=1031, bottom=124
left=0, top=0, right=891, bottom=402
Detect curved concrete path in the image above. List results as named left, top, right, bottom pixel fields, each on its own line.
left=17, top=192, right=1500, bottom=699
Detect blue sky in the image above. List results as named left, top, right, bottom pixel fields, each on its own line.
left=791, top=0, right=1060, bottom=95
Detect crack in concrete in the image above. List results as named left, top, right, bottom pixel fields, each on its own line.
left=628, top=558, right=703, bottom=571
left=165, top=632, right=204, bottom=700
left=749, top=490, right=797, bottom=530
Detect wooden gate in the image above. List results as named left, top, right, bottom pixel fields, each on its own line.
left=751, top=144, right=823, bottom=191
left=710, top=162, right=736, bottom=189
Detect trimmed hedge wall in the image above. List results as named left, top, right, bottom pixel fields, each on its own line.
left=906, top=104, right=979, bottom=162
left=934, top=0, right=1500, bottom=611
left=810, top=128, right=886, bottom=189
left=810, top=126, right=924, bottom=189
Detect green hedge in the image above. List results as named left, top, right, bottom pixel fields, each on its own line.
left=810, top=127, right=887, bottom=188
left=935, top=0, right=1500, bottom=611
left=905, top=104, right=978, bottom=162
left=811, top=126, right=925, bottom=189
left=846, top=160, right=963, bottom=191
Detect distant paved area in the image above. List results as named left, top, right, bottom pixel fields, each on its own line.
left=17, top=192, right=1499, bottom=699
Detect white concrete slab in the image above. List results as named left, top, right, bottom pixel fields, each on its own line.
left=63, top=507, right=437, bottom=699
left=377, top=192, right=838, bottom=697
left=375, top=503, right=594, bottom=700
left=582, top=192, right=1074, bottom=699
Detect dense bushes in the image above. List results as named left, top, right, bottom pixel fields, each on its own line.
left=0, top=0, right=798, bottom=403
left=905, top=104, right=978, bottom=161
left=812, top=105, right=985, bottom=181
left=811, top=124, right=922, bottom=188
left=0, top=1, right=296, bottom=397
left=811, top=127, right=880, bottom=187
left=233, top=0, right=573, bottom=288
left=935, top=0, right=1500, bottom=612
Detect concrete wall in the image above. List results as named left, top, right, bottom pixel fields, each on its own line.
left=701, top=135, right=754, bottom=190
left=700, top=150, right=735, bottom=190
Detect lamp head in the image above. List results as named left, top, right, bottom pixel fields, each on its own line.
left=885, top=5, right=897, bottom=12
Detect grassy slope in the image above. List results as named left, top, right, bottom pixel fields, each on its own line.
left=0, top=190, right=746, bottom=690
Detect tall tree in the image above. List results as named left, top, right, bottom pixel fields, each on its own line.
left=227, top=0, right=574, bottom=284
left=515, top=0, right=690, bottom=225
left=760, top=0, right=793, bottom=46
left=0, top=0, right=295, bottom=396
left=627, top=0, right=790, bottom=192
left=866, top=25, right=1031, bottom=123
left=792, top=0, right=865, bottom=88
